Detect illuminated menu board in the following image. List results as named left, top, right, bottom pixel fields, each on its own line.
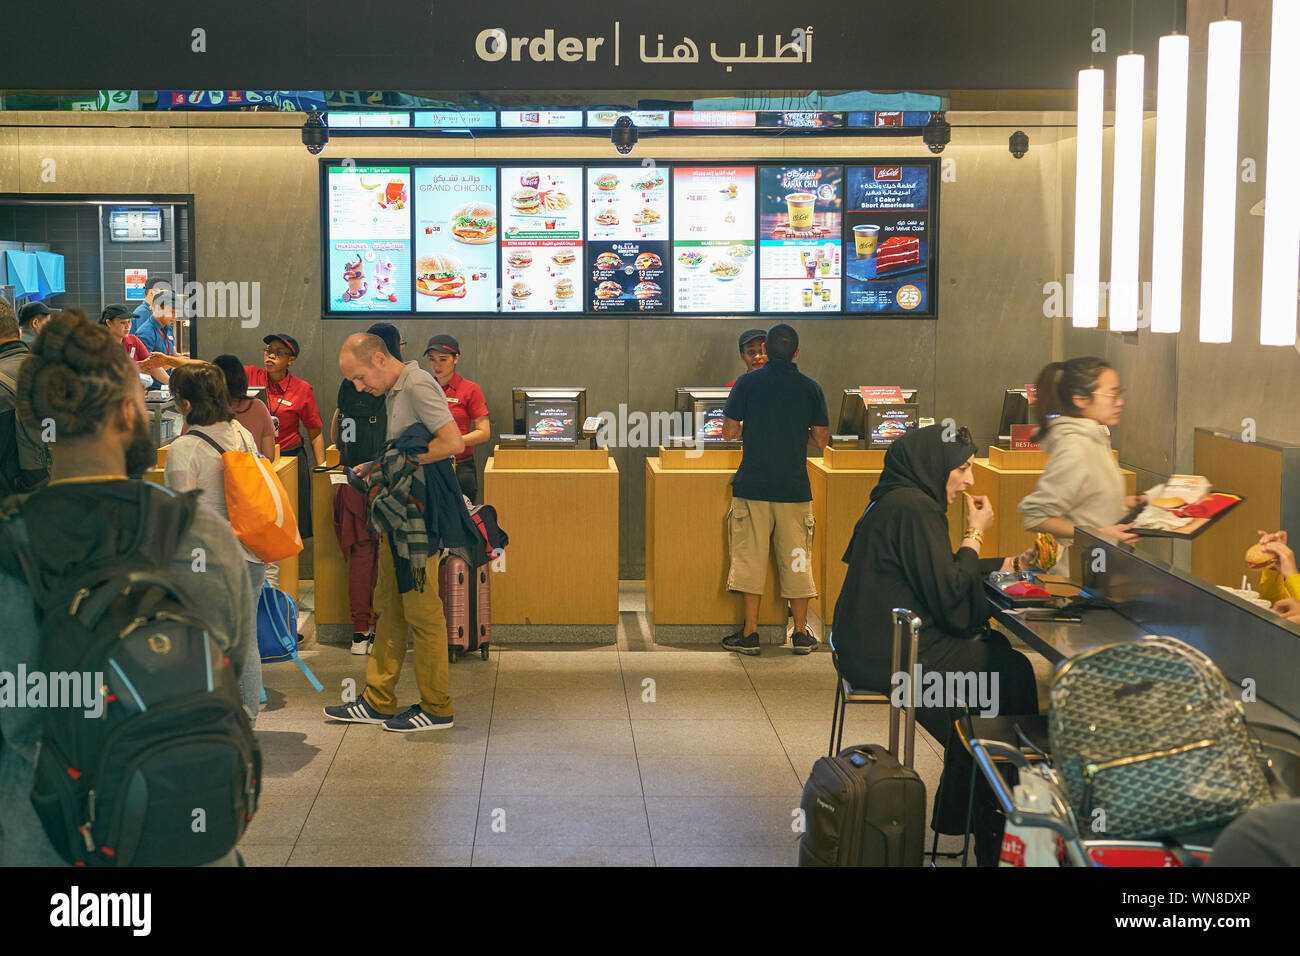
left=758, top=166, right=843, bottom=313
left=413, top=168, right=498, bottom=313
left=325, top=166, right=412, bottom=312
left=500, top=110, right=584, bottom=128
left=587, top=110, right=670, bottom=128
left=843, top=164, right=933, bottom=314
left=672, top=166, right=756, bottom=313
left=500, top=167, right=584, bottom=312
left=413, top=111, right=498, bottom=129
left=586, top=167, right=669, bottom=313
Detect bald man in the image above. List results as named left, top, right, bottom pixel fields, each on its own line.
left=324, top=334, right=464, bottom=733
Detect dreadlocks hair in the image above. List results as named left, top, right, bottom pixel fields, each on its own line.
left=17, top=309, right=138, bottom=439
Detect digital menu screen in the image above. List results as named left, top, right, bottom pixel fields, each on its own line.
left=500, top=110, right=584, bottom=128
left=868, top=403, right=919, bottom=448
left=673, top=111, right=756, bottom=128
left=672, top=166, right=756, bottom=313
left=587, top=166, right=669, bottom=313
left=844, top=164, right=933, bottom=314
left=695, top=401, right=728, bottom=442
left=527, top=401, right=578, bottom=442
left=755, top=111, right=843, bottom=129
left=413, top=111, right=498, bottom=129
left=587, top=110, right=670, bottom=128
left=500, top=167, right=584, bottom=313
left=325, top=166, right=412, bottom=312
left=413, top=168, right=497, bottom=313
left=758, top=166, right=843, bottom=313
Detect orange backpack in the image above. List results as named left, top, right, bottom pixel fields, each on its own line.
left=187, top=429, right=303, bottom=563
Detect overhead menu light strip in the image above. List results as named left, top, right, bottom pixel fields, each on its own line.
left=1072, top=67, right=1105, bottom=329
left=1109, top=53, right=1145, bottom=333
left=1198, top=18, right=1242, bottom=344
left=1260, top=1, right=1300, bottom=346
left=1149, top=33, right=1189, bottom=334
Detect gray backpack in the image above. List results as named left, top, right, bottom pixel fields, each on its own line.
left=1048, top=635, right=1272, bottom=840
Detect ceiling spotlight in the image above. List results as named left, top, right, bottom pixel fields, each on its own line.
left=1009, top=130, right=1029, bottom=159
left=612, top=115, right=638, bottom=154
left=923, top=112, right=951, bottom=154
left=302, top=110, right=328, bottom=155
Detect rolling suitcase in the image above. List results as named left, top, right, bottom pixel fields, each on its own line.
left=797, top=609, right=927, bottom=866
left=439, top=554, right=491, bottom=662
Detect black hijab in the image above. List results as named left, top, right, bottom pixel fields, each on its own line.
left=869, top=423, right=976, bottom=509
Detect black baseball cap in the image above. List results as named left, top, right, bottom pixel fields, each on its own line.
left=738, top=328, right=766, bottom=351
left=18, top=302, right=55, bottom=326
left=100, top=304, right=134, bottom=324
left=263, top=332, right=300, bottom=357
left=425, top=334, right=460, bottom=356
left=366, top=322, right=403, bottom=360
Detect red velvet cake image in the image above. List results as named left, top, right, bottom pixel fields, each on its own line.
left=875, top=236, right=921, bottom=273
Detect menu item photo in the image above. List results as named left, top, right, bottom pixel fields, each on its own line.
left=586, top=167, right=669, bottom=244
left=589, top=237, right=669, bottom=313
left=501, top=166, right=584, bottom=313
left=673, top=166, right=756, bottom=313
left=758, top=166, right=843, bottom=313
left=326, top=165, right=413, bottom=312
left=844, top=163, right=934, bottom=315
left=412, top=167, right=496, bottom=313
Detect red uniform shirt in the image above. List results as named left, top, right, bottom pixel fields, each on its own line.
left=122, top=334, right=149, bottom=364
left=440, top=372, right=488, bottom=462
left=244, top=366, right=322, bottom=452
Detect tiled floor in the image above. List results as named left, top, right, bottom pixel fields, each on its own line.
left=248, top=583, right=1030, bottom=866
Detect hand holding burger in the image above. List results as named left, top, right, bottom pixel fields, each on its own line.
left=1251, top=538, right=1298, bottom=578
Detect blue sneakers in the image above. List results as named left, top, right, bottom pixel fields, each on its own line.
left=323, top=697, right=390, bottom=724
left=383, top=704, right=454, bottom=733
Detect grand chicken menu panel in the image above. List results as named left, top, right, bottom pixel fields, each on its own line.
left=325, top=166, right=412, bottom=312
left=843, top=164, right=933, bottom=314
left=672, top=167, right=756, bottom=313
left=758, top=166, right=843, bottom=313
left=413, top=168, right=498, bottom=313
left=587, top=166, right=669, bottom=313
left=499, top=167, right=584, bottom=313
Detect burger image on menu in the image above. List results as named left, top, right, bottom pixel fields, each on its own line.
left=533, top=418, right=566, bottom=436
left=633, top=281, right=660, bottom=300
left=595, top=173, right=619, bottom=191
left=551, top=250, right=576, bottom=266
left=512, top=187, right=541, bottom=215
left=554, top=278, right=574, bottom=299
left=595, top=251, right=622, bottom=270
left=634, top=252, right=662, bottom=270
left=596, top=207, right=619, bottom=226
left=508, top=251, right=533, bottom=270
left=877, top=420, right=909, bottom=440
left=415, top=253, right=467, bottom=300
left=451, top=202, right=497, bottom=244
left=595, top=280, right=622, bottom=299
left=511, top=281, right=531, bottom=301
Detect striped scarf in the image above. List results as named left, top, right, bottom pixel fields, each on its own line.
left=365, top=444, right=430, bottom=590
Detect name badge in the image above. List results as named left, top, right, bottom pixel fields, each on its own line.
left=447, top=397, right=460, bottom=404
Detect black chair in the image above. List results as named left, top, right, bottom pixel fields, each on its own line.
left=827, top=632, right=891, bottom=757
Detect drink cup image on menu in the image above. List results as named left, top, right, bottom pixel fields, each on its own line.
left=853, top=224, right=880, bottom=257
left=785, top=192, right=816, bottom=230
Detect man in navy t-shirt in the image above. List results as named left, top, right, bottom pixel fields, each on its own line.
left=720, top=323, right=829, bottom=656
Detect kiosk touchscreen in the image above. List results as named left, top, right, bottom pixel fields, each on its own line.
left=512, top=387, right=586, bottom=446
left=673, top=387, right=735, bottom=447
left=996, top=389, right=1031, bottom=445
left=834, top=387, right=918, bottom=446
left=867, top=403, right=919, bottom=448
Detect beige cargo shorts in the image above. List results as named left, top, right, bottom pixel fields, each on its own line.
left=726, top=497, right=818, bottom=599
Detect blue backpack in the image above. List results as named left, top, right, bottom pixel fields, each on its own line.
left=256, top=580, right=322, bottom=692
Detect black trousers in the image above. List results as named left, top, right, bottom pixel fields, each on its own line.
left=455, top=458, right=478, bottom=505
left=289, top=443, right=313, bottom=538
left=845, top=627, right=1039, bottom=865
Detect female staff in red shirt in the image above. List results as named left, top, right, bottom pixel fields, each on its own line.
left=424, top=334, right=490, bottom=503
left=244, top=333, right=324, bottom=537
left=100, top=304, right=153, bottom=372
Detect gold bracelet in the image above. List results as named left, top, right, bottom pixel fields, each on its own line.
left=963, top=529, right=984, bottom=544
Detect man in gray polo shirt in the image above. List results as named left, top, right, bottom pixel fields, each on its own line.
left=325, top=333, right=465, bottom=734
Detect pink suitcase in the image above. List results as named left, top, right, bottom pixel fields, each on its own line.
left=438, top=555, right=491, bottom=662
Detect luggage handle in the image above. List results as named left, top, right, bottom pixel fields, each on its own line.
left=889, top=608, right=922, bottom=769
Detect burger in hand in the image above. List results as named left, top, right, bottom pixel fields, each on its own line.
left=415, top=253, right=467, bottom=300
left=1246, top=544, right=1277, bottom=570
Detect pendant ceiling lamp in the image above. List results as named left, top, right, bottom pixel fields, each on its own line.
left=1072, top=67, right=1105, bottom=329
left=1260, top=0, right=1300, bottom=346
left=1198, top=17, right=1242, bottom=343
left=1149, top=32, right=1189, bottom=334
left=1109, top=52, right=1145, bottom=332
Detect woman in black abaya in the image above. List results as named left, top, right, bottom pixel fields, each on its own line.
left=831, top=423, right=1040, bottom=866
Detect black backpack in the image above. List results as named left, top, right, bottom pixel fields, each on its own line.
left=336, top=383, right=388, bottom=468
left=0, top=484, right=261, bottom=866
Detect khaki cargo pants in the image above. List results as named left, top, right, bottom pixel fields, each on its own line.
left=726, top=497, right=818, bottom=599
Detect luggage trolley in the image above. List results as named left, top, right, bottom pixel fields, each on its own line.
left=968, top=737, right=1219, bottom=866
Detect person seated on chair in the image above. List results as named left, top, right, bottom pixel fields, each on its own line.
left=831, top=422, right=1040, bottom=866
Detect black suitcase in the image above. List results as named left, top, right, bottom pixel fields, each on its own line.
left=798, top=608, right=927, bottom=867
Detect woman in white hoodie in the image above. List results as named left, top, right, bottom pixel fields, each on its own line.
left=1019, top=357, right=1143, bottom=576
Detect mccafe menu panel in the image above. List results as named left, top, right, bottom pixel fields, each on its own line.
left=843, top=164, right=933, bottom=314
left=321, top=159, right=936, bottom=317
left=758, top=166, right=843, bottom=313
